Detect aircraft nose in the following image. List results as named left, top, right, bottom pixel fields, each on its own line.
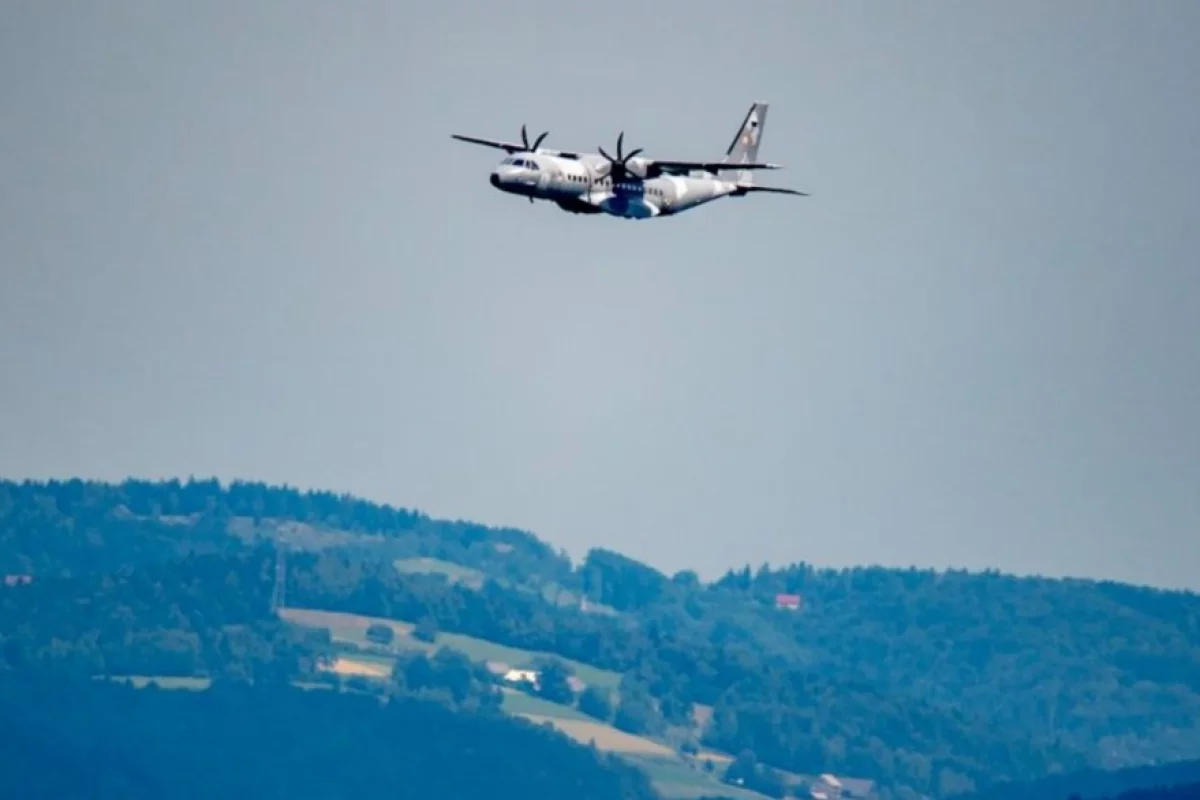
left=490, top=172, right=501, bottom=188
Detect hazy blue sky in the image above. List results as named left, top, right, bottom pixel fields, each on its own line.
left=3, top=2, right=1198, bottom=590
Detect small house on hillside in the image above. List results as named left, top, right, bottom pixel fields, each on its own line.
left=811, top=774, right=876, bottom=800
left=838, top=777, right=877, bottom=800
left=774, top=593, right=803, bottom=611
left=813, top=774, right=841, bottom=800
left=503, top=669, right=539, bottom=688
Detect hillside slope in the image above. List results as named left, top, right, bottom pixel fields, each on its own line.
left=956, top=758, right=1200, bottom=800
left=0, top=670, right=658, bottom=800
left=2, top=477, right=1198, bottom=800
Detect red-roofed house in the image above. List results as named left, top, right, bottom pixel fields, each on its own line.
left=774, top=593, right=802, bottom=611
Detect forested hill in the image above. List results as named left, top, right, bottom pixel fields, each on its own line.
left=961, top=759, right=1200, bottom=800
left=0, top=477, right=573, bottom=584
left=3, top=477, right=1199, bottom=800
left=1093, top=783, right=1200, bottom=800
left=0, top=670, right=658, bottom=800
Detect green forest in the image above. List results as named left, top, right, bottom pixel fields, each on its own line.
left=2, top=478, right=1198, bottom=800
left=0, top=669, right=656, bottom=800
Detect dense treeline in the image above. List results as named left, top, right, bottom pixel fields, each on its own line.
left=1096, top=784, right=1200, bottom=800
left=704, top=563, right=1200, bottom=772
left=0, top=670, right=659, bottom=800
left=4, top=478, right=1200, bottom=800
left=0, top=477, right=574, bottom=586
left=582, top=547, right=674, bottom=611
left=389, top=648, right=506, bottom=714
left=958, top=759, right=1200, bottom=800
left=0, top=546, right=330, bottom=681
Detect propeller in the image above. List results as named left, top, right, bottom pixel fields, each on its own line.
left=598, top=132, right=644, bottom=181
left=519, top=124, right=549, bottom=152
left=514, top=125, right=548, bottom=205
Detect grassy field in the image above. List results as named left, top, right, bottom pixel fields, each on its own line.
left=106, top=675, right=212, bottom=690
left=393, top=557, right=485, bottom=587
left=527, top=716, right=676, bottom=756
left=497, top=687, right=756, bottom=799
left=626, top=755, right=772, bottom=800
left=107, top=673, right=368, bottom=696
left=322, top=655, right=393, bottom=679
left=391, top=557, right=620, bottom=616
left=280, top=606, right=622, bottom=689
left=500, top=687, right=597, bottom=722
left=502, top=691, right=675, bottom=757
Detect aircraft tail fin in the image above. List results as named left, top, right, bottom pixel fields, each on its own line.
left=721, top=102, right=768, bottom=183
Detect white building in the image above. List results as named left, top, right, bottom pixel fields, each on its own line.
left=503, top=669, right=539, bottom=687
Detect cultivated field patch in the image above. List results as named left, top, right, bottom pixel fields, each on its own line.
left=627, top=754, right=771, bottom=800
left=321, top=655, right=393, bottom=679
left=499, top=687, right=596, bottom=722
left=106, top=675, right=212, bottom=690
left=393, top=557, right=485, bottom=587
left=279, top=606, right=621, bottom=689
left=518, top=714, right=675, bottom=756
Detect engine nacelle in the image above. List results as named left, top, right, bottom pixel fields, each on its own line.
left=620, top=156, right=669, bottom=179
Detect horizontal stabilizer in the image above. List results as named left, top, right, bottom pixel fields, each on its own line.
left=733, top=185, right=809, bottom=197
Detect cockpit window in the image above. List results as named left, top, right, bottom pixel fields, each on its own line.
left=501, top=157, right=539, bottom=170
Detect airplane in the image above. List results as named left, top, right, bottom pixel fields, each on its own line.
left=450, top=102, right=808, bottom=220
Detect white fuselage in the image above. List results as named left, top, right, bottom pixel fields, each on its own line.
left=489, top=152, right=740, bottom=219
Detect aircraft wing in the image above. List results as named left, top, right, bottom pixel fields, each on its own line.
left=450, top=134, right=529, bottom=153
left=650, top=159, right=783, bottom=174
left=450, top=133, right=577, bottom=158
left=450, top=133, right=783, bottom=171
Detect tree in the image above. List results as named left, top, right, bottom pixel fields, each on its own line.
left=581, top=548, right=669, bottom=611
left=613, top=678, right=665, bottom=736
left=672, top=570, right=701, bottom=590
left=579, top=686, right=613, bottom=722
left=659, top=689, right=694, bottom=727
left=724, top=750, right=759, bottom=786
left=533, top=657, right=575, bottom=705
left=413, top=616, right=438, bottom=643
left=722, top=750, right=787, bottom=799
left=365, top=623, right=394, bottom=646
